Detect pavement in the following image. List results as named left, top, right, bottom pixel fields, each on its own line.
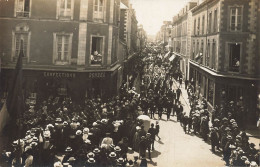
left=127, top=114, right=225, bottom=167
left=128, top=77, right=225, bottom=167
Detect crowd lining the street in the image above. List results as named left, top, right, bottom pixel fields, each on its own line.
left=1, top=44, right=259, bottom=167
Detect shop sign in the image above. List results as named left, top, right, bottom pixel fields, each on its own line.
left=89, top=72, right=106, bottom=78
left=44, top=72, right=76, bottom=78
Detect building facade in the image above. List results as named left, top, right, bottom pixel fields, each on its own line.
left=189, top=0, right=260, bottom=124
left=0, top=0, right=123, bottom=102
left=171, top=2, right=198, bottom=80
left=156, top=21, right=172, bottom=47
left=137, top=24, right=147, bottom=52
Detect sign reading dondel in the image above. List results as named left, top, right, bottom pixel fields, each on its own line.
left=88, top=72, right=106, bottom=78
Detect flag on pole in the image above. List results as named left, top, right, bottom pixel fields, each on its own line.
left=0, top=40, right=24, bottom=133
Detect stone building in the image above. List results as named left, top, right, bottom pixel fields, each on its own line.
left=137, top=24, right=147, bottom=52
left=118, top=0, right=139, bottom=82
left=0, top=0, right=123, bottom=101
left=189, top=0, right=259, bottom=124
left=171, top=1, right=198, bottom=80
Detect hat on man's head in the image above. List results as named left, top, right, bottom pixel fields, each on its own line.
left=241, top=156, right=247, bottom=161
left=54, top=161, right=63, bottom=167
left=87, top=152, right=95, bottom=158
left=76, top=130, right=82, bottom=135
left=109, top=152, right=117, bottom=158
left=117, top=157, right=124, bottom=164
left=68, top=157, right=76, bottom=162
left=229, top=145, right=236, bottom=149
left=65, top=146, right=72, bottom=152
left=146, top=133, right=151, bottom=137
left=101, top=119, right=108, bottom=124
left=55, top=118, right=62, bottom=123
left=93, top=148, right=100, bottom=154
left=92, top=122, right=98, bottom=127
left=114, top=146, right=121, bottom=152
left=87, top=158, right=96, bottom=164
left=227, top=135, right=232, bottom=140
left=83, top=128, right=89, bottom=134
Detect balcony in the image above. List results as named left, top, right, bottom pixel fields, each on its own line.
left=16, top=11, right=30, bottom=18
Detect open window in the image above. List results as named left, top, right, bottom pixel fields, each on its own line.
left=91, top=36, right=103, bottom=65
left=15, top=0, right=30, bottom=17
left=229, top=43, right=240, bottom=72
left=12, top=23, right=30, bottom=62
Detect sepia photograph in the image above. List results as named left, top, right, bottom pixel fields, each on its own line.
left=0, top=0, right=259, bottom=166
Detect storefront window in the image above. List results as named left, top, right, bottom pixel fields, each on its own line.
left=58, top=84, right=67, bottom=96
left=208, top=79, right=214, bottom=105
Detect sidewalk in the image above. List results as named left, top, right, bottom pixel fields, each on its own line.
left=172, top=79, right=260, bottom=148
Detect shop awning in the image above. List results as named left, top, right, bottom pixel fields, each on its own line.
left=164, top=51, right=171, bottom=58
left=169, top=54, right=176, bottom=61
left=120, top=2, right=128, bottom=9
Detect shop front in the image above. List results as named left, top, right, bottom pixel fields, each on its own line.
left=1, top=67, right=120, bottom=103
left=189, top=61, right=258, bottom=125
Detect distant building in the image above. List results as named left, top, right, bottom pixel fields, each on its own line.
left=0, top=0, right=122, bottom=101
left=156, top=21, right=172, bottom=47
left=171, top=1, right=198, bottom=80
left=190, top=0, right=259, bottom=124
left=137, top=24, right=147, bottom=52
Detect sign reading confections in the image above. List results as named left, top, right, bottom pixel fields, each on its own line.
left=88, top=72, right=106, bottom=78
left=43, top=72, right=76, bottom=78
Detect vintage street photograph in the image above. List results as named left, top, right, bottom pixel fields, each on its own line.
left=0, top=0, right=259, bottom=166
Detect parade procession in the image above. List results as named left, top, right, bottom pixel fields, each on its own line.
left=0, top=0, right=259, bottom=167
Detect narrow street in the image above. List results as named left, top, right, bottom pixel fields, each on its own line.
left=148, top=114, right=224, bottom=167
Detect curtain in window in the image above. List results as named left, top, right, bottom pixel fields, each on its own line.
left=56, top=35, right=70, bottom=62
left=60, top=0, right=72, bottom=17
left=94, top=0, right=104, bottom=19
left=15, top=33, right=28, bottom=57
left=230, top=7, right=242, bottom=31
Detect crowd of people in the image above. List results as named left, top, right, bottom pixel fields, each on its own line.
left=1, top=43, right=259, bottom=167
left=178, top=78, right=259, bottom=167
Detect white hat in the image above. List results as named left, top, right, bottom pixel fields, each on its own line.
left=87, top=152, right=95, bottom=158
left=250, top=161, right=258, bottom=167
left=54, top=161, right=62, bottom=167
left=93, top=122, right=98, bottom=127
left=76, top=130, right=82, bottom=135
left=83, top=128, right=89, bottom=134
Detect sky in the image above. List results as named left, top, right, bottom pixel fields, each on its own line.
left=131, top=0, right=194, bottom=36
